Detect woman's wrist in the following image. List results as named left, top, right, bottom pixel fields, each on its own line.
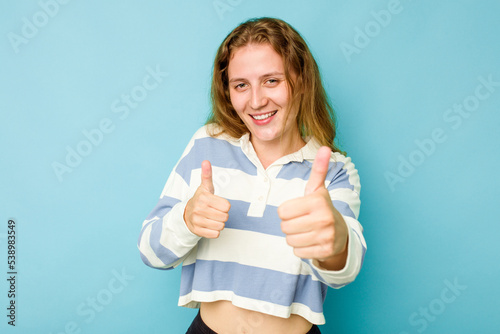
left=315, top=235, right=349, bottom=271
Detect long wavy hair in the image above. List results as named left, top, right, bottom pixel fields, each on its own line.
left=206, top=17, right=343, bottom=153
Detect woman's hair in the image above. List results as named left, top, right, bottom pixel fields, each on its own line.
left=206, top=17, right=343, bottom=153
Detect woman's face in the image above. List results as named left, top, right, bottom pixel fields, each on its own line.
left=227, top=43, right=302, bottom=151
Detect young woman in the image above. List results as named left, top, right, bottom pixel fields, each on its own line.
left=138, top=17, right=366, bottom=334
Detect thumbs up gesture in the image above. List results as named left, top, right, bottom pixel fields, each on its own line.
left=278, top=147, right=349, bottom=270
left=184, top=160, right=231, bottom=238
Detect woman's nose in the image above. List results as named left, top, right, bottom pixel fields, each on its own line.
left=249, top=86, right=268, bottom=110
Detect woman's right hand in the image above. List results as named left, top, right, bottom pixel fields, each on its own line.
left=183, top=160, right=231, bottom=238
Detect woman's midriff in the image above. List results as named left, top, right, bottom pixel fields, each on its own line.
left=200, top=301, right=313, bottom=334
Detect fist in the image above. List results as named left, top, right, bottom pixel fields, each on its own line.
left=184, top=160, right=231, bottom=238
left=278, top=147, right=348, bottom=267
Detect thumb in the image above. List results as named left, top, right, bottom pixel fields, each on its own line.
left=200, top=160, right=214, bottom=194
left=305, top=146, right=331, bottom=196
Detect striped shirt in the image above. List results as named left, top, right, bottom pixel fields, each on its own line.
left=138, top=124, right=366, bottom=325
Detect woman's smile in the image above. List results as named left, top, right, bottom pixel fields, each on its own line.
left=228, top=43, right=303, bottom=156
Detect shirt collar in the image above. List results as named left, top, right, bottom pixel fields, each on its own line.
left=238, top=132, right=321, bottom=166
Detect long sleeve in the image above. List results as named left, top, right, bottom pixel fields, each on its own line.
left=303, top=153, right=367, bottom=288
left=137, top=130, right=204, bottom=269
left=137, top=130, right=365, bottom=324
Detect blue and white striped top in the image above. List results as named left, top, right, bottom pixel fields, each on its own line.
left=138, top=124, right=366, bottom=325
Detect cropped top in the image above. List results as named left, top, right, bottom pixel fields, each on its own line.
left=137, top=124, right=366, bottom=325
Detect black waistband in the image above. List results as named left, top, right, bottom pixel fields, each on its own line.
left=185, top=310, right=322, bottom=334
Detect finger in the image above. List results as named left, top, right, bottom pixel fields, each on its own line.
left=201, top=160, right=214, bottom=194
left=278, top=190, right=329, bottom=220
left=278, top=196, right=315, bottom=220
left=304, top=146, right=331, bottom=196
left=198, top=206, right=230, bottom=223
left=292, top=244, right=332, bottom=260
left=284, top=230, right=317, bottom=248
left=207, top=195, right=231, bottom=213
left=280, top=215, right=315, bottom=235
left=196, top=218, right=225, bottom=231
left=197, top=227, right=223, bottom=239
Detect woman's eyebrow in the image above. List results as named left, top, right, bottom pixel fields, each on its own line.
left=228, top=72, right=285, bottom=83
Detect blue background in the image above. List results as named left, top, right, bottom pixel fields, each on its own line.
left=1, top=0, right=499, bottom=333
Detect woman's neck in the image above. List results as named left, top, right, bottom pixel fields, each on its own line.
left=251, top=134, right=306, bottom=170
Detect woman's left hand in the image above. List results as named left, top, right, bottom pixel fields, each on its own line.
left=278, top=146, right=349, bottom=270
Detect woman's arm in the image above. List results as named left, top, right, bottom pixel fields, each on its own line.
left=137, top=127, right=208, bottom=269
left=137, top=158, right=202, bottom=270
left=279, top=147, right=366, bottom=287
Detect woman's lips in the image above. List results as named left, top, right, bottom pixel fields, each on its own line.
left=250, top=110, right=277, bottom=120
left=249, top=110, right=278, bottom=126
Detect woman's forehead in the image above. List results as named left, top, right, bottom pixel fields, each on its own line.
left=228, top=43, right=284, bottom=80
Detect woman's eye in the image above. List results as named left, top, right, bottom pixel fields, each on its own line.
left=266, top=79, right=279, bottom=85
left=235, top=83, right=247, bottom=90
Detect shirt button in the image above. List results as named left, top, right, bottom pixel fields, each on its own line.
left=258, top=196, right=264, bottom=201
left=263, top=178, right=268, bottom=183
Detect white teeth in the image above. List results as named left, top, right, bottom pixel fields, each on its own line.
left=251, top=111, right=277, bottom=120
